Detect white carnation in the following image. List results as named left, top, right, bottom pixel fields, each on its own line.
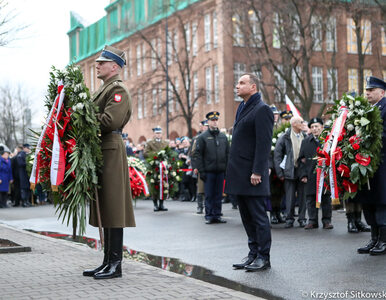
left=176, top=176, right=181, bottom=181
left=271, top=146, right=275, bottom=151
left=272, top=138, right=277, bottom=143
left=358, top=109, right=364, bottom=116
left=347, top=111, right=353, bottom=119
left=355, top=126, right=361, bottom=136
left=355, top=100, right=361, bottom=106
left=172, top=171, right=176, bottom=176
left=79, top=92, right=88, bottom=100
left=150, top=179, right=154, bottom=183
left=339, top=100, right=346, bottom=106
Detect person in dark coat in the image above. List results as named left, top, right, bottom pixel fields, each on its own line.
left=0, top=148, right=13, bottom=208
left=193, top=111, right=229, bottom=224
left=16, top=144, right=31, bottom=207
left=298, top=117, right=333, bottom=230
left=274, top=117, right=307, bottom=228
left=357, top=76, right=386, bottom=255
left=225, top=73, right=274, bottom=271
left=10, top=146, right=22, bottom=206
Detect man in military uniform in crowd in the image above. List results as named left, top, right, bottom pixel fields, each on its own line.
left=191, top=120, right=209, bottom=214
left=144, top=126, right=169, bottom=212
left=280, top=110, right=293, bottom=124
left=298, top=117, right=333, bottom=230
left=357, top=76, right=386, bottom=255
left=83, top=45, right=135, bottom=280
left=270, top=105, right=280, bottom=128
left=193, top=112, right=229, bottom=224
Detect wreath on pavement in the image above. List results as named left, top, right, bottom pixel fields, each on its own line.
left=30, top=64, right=102, bottom=234
left=145, top=147, right=183, bottom=199
left=317, top=93, right=383, bottom=202
left=270, top=123, right=290, bottom=199
left=127, top=156, right=148, bottom=199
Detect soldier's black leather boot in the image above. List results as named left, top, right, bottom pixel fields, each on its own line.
left=153, top=199, right=160, bottom=211
left=347, top=213, right=359, bottom=233
left=158, top=200, right=168, bottom=211
left=94, top=228, right=123, bottom=279
left=355, top=211, right=371, bottom=232
left=196, top=194, right=204, bottom=214
left=357, top=226, right=378, bottom=254
left=370, top=227, right=386, bottom=256
left=83, top=228, right=109, bottom=276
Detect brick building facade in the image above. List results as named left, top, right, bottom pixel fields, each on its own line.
left=69, top=0, right=386, bottom=144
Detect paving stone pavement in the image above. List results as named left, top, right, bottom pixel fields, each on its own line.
left=0, top=224, right=263, bottom=300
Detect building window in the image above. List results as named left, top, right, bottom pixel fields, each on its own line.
left=214, top=65, right=219, bottom=103
left=249, top=10, right=262, bottom=47
left=137, top=89, right=143, bottom=119
left=272, top=13, right=281, bottom=49
left=136, top=44, right=141, bottom=76
left=192, top=21, right=198, bottom=56
left=311, top=16, right=322, bottom=51
left=168, top=82, right=174, bottom=113
left=205, top=67, right=212, bottom=104
left=204, top=14, right=211, bottom=52
left=193, top=72, right=198, bottom=107
left=326, top=17, right=337, bottom=52
left=152, top=88, right=158, bottom=116
left=232, top=14, right=244, bottom=47
left=382, top=27, right=386, bottom=56
left=274, top=65, right=286, bottom=102
left=143, top=90, right=147, bottom=118
left=142, top=43, right=146, bottom=73
left=184, top=22, right=190, bottom=53
left=234, top=63, right=246, bottom=101
left=312, top=67, right=323, bottom=103
left=327, top=68, right=338, bottom=102
left=90, top=66, right=95, bottom=92
left=347, top=18, right=372, bottom=54
left=363, top=69, right=372, bottom=91
left=213, top=12, right=218, bottom=49
left=173, top=29, right=178, bottom=62
left=158, top=84, right=162, bottom=113
left=167, top=30, right=172, bottom=65
left=348, top=68, right=358, bottom=93
left=291, top=15, right=301, bottom=50
left=151, top=38, right=157, bottom=70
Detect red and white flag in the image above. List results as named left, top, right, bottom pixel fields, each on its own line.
left=285, top=95, right=301, bottom=118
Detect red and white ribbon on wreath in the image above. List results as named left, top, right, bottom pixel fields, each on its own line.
left=50, top=83, right=66, bottom=191
left=29, top=81, right=64, bottom=190
left=131, top=167, right=149, bottom=196
left=316, top=106, right=348, bottom=207
left=159, top=161, right=169, bottom=200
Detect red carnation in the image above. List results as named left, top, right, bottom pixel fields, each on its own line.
left=355, top=153, right=371, bottom=166
left=153, top=156, right=158, bottom=160
left=342, top=180, right=357, bottom=193
left=338, top=128, right=346, bottom=142
left=170, top=184, right=174, bottom=188
left=349, top=135, right=361, bottom=150
left=337, top=164, right=350, bottom=177
left=155, top=185, right=159, bottom=190
left=155, top=167, right=159, bottom=172
left=172, top=157, right=175, bottom=161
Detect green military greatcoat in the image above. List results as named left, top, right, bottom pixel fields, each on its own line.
left=143, top=139, right=168, bottom=158
left=89, top=74, right=136, bottom=228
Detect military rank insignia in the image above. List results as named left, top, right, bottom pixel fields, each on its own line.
left=114, top=94, right=122, bottom=102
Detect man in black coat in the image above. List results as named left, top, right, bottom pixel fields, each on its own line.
left=193, top=112, right=229, bottom=224
left=16, top=144, right=31, bottom=207
left=357, top=76, right=386, bottom=255
left=298, top=118, right=333, bottom=230
left=225, top=73, right=274, bottom=271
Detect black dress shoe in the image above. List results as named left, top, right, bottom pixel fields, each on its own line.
left=205, top=219, right=214, bottom=224
left=232, top=256, right=255, bottom=269
left=83, top=264, right=107, bottom=277
left=284, top=222, right=293, bottom=228
left=271, top=215, right=279, bottom=224
left=214, top=218, right=227, bottom=224
left=93, top=261, right=122, bottom=279
left=245, top=257, right=271, bottom=272
left=298, top=220, right=307, bottom=227
left=357, top=240, right=377, bottom=254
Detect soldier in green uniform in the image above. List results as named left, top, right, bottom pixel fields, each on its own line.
left=144, top=126, right=169, bottom=211
left=83, top=45, right=136, bottom=280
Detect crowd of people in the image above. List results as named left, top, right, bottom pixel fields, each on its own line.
left=0, top=144, right=49, bottom=209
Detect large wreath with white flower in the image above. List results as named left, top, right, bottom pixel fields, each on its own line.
left=145, top=147, right=183, bottom=199
left=30, top=64, right=102, bottom=234
left=317, top=93, right=383, bottom=201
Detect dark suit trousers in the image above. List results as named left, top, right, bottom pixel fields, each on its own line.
left=204, top=172, right=224, bottom=221
left=236, top=195, right=271, bottom=260
left=306, top=194, right=332, bottom=225
left=362, top=204, right=386, bottom=227
left=284, top=178, right=306, bottom=223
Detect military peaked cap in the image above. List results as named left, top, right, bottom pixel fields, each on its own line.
left=308, top=117, right=323, bottom=128
left=365, top=76, right=386, bottom=90
left=206, top=111, right=220, bottom=120
left=96, top=45, right=126, bottom=68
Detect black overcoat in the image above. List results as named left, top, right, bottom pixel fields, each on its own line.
left=298, top=134, right=319, bottom=196
left=361, top=97, right=386, bottom=205
left=225, top=93, right=274, bottom=196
